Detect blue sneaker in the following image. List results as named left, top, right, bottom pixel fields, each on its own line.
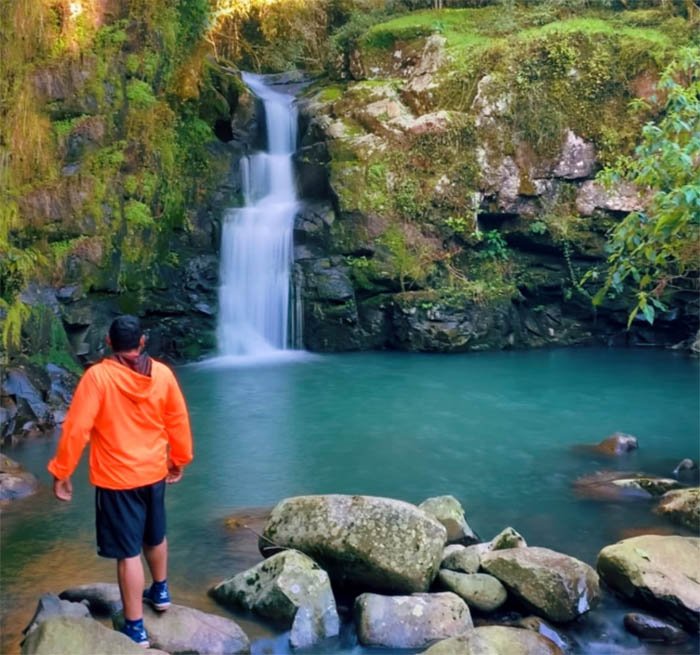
left=143, top=581, right=171, bottom=611
left=121, top=620, right=149, bottom=647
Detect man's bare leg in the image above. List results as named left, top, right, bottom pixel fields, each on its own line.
left=117, top=555, right=145, bottom=621
left=143, top=537, right=168, bottom=583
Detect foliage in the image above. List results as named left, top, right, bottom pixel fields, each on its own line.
left=591, top=47, right=700, bottom=326
left=379, top=224, right=432, bottom=291
left=473, top=229, right=510, bottom=261
left=0, top=298, right=31, bottom=362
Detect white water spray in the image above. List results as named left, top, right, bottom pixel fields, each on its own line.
left=217, top=73, right=301, bottom=358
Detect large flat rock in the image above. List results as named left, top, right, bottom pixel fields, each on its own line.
left=597, top=535, right=700, bottom=630
left=261, top=495, right=447, bottom=593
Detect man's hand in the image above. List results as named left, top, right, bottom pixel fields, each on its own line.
left=165, top=462, right=183, bottom=484
left=53, top=477, right=73, bottom=501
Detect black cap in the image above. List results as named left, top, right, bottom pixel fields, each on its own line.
left=109, top=315, right=143, bottom=352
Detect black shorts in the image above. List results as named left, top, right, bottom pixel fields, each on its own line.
left=95, top=480, right=166, bottom=559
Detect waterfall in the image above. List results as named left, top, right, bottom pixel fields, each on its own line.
left=217, top=73, right=301, bottom=359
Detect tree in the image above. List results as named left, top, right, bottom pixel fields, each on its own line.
left=592, top=47, right=700, bottom=326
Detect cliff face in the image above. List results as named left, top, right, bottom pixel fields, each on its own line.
left=293, top=8, right=699, bottom=352
left=1, top=0, right=254, bottom=365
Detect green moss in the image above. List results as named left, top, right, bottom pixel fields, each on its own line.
left=126, top=80, right=157, bottom=108
left=25, top=306, right=82, bottom=375
left=124, top=200, right=154, bottom=228
left=318, top=85, right=344, bottom=102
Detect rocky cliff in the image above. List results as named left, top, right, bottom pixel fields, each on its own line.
left=292, top=7, right=698, bottom=352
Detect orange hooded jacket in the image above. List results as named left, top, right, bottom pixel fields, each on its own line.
left=48, top=358, right=193, bottom=490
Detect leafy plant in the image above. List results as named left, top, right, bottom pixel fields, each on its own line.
left=529, top=220, right=548, bottom=235
left=590, top=47, right=700, bottom=326
left=473, top=229, right=510, bottom=261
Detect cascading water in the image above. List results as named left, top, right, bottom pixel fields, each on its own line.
left=217, top=73, right=301, bottom=358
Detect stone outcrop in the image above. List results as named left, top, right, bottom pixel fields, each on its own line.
left=481, top=547, right=600, bottom=622
left=420, top=625, right=564, bottom=655
left=260, top=495, right=447, bottom=593
left=354, top=592, right=472, bottom=649
left=211, top=549, right=339, bottom=649
left=597, top=535, right=700, bottom=630
left=294, top=15, right=699, bottom=353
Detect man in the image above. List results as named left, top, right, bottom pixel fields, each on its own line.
left=48, top=315, right=193, bottom=647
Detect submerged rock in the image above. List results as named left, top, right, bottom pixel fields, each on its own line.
left=418, top=495, right=478, bottom=545
left=260, top=494, right=447, bottom=593
left=420, top=625, right=564, bottom=654
left=354, top=591, right=472, bottom=649
left=211, top=549, right=339, bottom=649
left=578, top=432, right=639, bottom=457
left=437, top=570, right=507, bottom=613
left=623, top=612, right=689, bottom=644
left=655, top=487, right=700, bottom=531
left=0, top=454, right=39, bottom=502
left=572, top=470, right=681, bottom=502
left=481, top=547, right=599, bottom=623
left=597, top=535, right=700, bottom=630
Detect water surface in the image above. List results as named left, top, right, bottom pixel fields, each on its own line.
left=2, top=348, right=699, bottom=653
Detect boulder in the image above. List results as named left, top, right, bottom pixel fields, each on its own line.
left=597, top=535, right=700, bottom=630
left=419, top=495, right=478, bottom=545
left=0, top=455, right=39, bottom=502
left=655, top=487, right=700, bottom=531
left=211, top=549, right=339, bottom=649
left=60, top=583, right=123, bottom=616
left=420, top=625, right=564, bottom=654
left=354, top=592, right=472, bottom=649
left=490, top=527, right=527, bottom=550
left=623, top=612, right=688, bottom=644
left=2, top=369, right=50, bottom=425
left=437, top=571, right=507, bottom=613
left=441, top=545, right=480, bottom=574
left=20, top=617, right=166, bottom=655
left=260, top=495, right=447, bottom=593
left=23, top=594, right=90, bottom=635
left=114, top=604, right=249, bottom=654
left=592, top=432, right=638, bottom=456
left=481, top=547, right=599, bottom=623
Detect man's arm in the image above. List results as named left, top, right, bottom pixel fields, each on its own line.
left=163, top=371, right=193, bottom=479
left=47, top=368, right=102, bottom=500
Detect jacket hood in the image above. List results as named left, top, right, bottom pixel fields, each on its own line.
left=102, top=357, right=153, bottom=403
